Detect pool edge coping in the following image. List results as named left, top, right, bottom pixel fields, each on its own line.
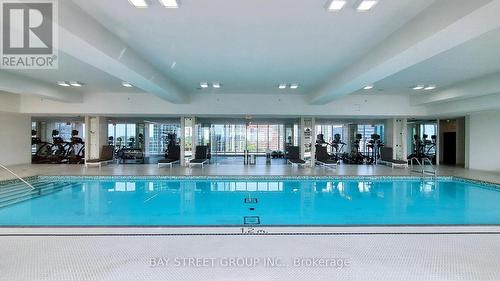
left=1, top=174, right=499, bottom=235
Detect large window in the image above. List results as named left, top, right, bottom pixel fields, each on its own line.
left=108, top=123, right=136, bottom=148
left=246, top=125, right=257, bottom=153
left=315, top=125, right=344, bottom=153
left=147, top=124, right=180, bottom=155
left=205, top=124, right=285, bottom=155
left=53, top=122, right=73, bottom=141
left=357, top=124, right=385, bottom=153
left=257, top=125, right=269, bottom=152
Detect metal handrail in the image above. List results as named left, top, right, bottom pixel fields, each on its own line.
left=410, top=157, right=436, bottom=176
left=0, top=163, right=36, bottom=190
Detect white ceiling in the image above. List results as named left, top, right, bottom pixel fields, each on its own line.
left=4, top=0, right=500, bottom=103
left=375, top=26, right=500, bottom=95
left=6, top=53, right=142, bottom=93
left=70, top=0, right=435, bottom=95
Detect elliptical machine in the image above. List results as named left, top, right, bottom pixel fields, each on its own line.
left=31, top=130, right=53, bottom=164
left=331, top=134, right=346, bottom=162
left=366, top=134, right=384, bottom=164
left=164, top=132, right=178, bottom=159
left=49, top=130, right=71, bottom=163
left=423, top=134, right=437, bottom=164
left=344, top=134, right=365, bottom=164
left=408, top=134, right=426, bottom=162
left=67, top=130, right=85, bottom=164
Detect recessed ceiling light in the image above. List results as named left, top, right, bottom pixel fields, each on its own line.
left=69, top=81, right=83, bottom=87
left=200, top=82, right=209, bottom=88
left=424, top=85, right=437, bottom=90
left=213, top=82, right=221, bottom=89
left=128, top=0, right=148, bottom=8
left=57, top=81, right=70, bottom=87
left=278, top=83, right=287, bottom=89
left=290, top=83, right=299, bottom=89
left=357, top=0, right=378, bottom=11
left=122, top=82, right=133, bottom=88
left=327, top=0, right=347, bottom=11
left=412, top=85, right=425, bottom=90
left=363, top=85, right=374, bottom=90
left=159, top=0, right=179, bottom=8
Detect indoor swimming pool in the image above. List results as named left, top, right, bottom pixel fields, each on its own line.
left=0, top=176, right=499, bottom=226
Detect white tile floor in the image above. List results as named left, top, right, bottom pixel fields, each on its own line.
left=0, top=233, right=499, bottom=281
left=1, top=163, right=500, bottom=281
left=2, top=163, right=500, bottom=183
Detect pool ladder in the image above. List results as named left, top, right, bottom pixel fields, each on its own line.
left=0, top=163, right=36, bottom=191
left=410, top=157, right=437, bottom=176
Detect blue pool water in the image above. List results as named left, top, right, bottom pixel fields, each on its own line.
left=0, top=177, right=499, bottom=226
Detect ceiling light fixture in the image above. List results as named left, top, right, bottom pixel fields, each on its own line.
left=363, top=85, right=374, bottom=90
left=158, top=0, right=179, bottom=8
left=200, top=82, right=209, bottom=88
left=69, top=81, right=83, bottom=87
left=278, top=83, right=287, bottom=89
left=327, top=0, right=347, bottom=11
left=122, top=82, right=133, bottom=88
left=357, top=0, right=378, bottom=11
left=57, top=81, right=70, bottom=87
left=424, top=85, right=437, bottom=91
left=412, top=85, right=425, bottom=90
left=128, top=0, right=148, bottom=8
left=290, top=83, right=299, bottom=89
left=213, top=82, right=221, bottom=89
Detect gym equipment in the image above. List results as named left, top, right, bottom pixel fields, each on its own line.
left=344, top=134, right=365, bottom=164
left=331, top=134, right=346, bottom=160
left=315, top=133, right=346, bottom=163
left=423, top=135, right=437, bottom=164
left=67, top=130, right=85, bottom=164
left=408, top=134, right=436, bottom=163
left=48, top=130, right=71, bottom=163
left=366, top=134, right=384, bottom=164
left=164, top=132, right=179, bottom=159
left=31, top=130, right=53, bottom=164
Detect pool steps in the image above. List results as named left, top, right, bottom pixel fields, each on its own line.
left=0, top=181, right=77, bottom=209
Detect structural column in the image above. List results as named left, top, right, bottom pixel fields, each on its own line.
left=300, top=117, right=315, bottom=167
left=180, top=117, right=196, bottom=166
left=387, top=118, right=407, bottom=161
left=84, top=116, right=108, bottom=161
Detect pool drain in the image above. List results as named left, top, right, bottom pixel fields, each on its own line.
left=244, top=216, right=260, bottom=225
left=244, top=197, right=258, bottom=204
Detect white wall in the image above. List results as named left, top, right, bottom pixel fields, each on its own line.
left=19, top=92, right=428, bottom=117
left=468, top=110, right=500, bottom=172
left=456, top=117, right=466, bottom=166
left=0, top=112, right=31, bottom=165
left=0, top=92, right=21, bottom=113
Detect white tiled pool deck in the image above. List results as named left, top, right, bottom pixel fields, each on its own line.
left=1, top=163, right=500, bottom=281
left=2, top=163, right=500, bottom=184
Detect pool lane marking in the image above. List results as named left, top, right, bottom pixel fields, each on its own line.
left=144, top=194, right=159, bottom=203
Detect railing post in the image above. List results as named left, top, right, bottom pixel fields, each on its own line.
left=0, top=163, right=36, bottom=190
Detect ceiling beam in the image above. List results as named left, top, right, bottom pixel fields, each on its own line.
left=425, top=92, right=500, bottom=116
left=0, top=71, right=82, bottom=103
left=412, top=72, right=500, bottom=105
left=310, top=0, right=500, bottom=104
left=57, top=1, right=188, bottom=104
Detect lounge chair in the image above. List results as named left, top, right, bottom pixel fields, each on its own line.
left=315, top=146, right=339, bottom=168
left=85, top=145, right=115, bottom=168
left=379, top=147, right=408, bottom=168
left=189, top=146, right=209, bottom=168
left=287, top=146, right=306, bottom=166
left=158, top=145, right=180, bottom=168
